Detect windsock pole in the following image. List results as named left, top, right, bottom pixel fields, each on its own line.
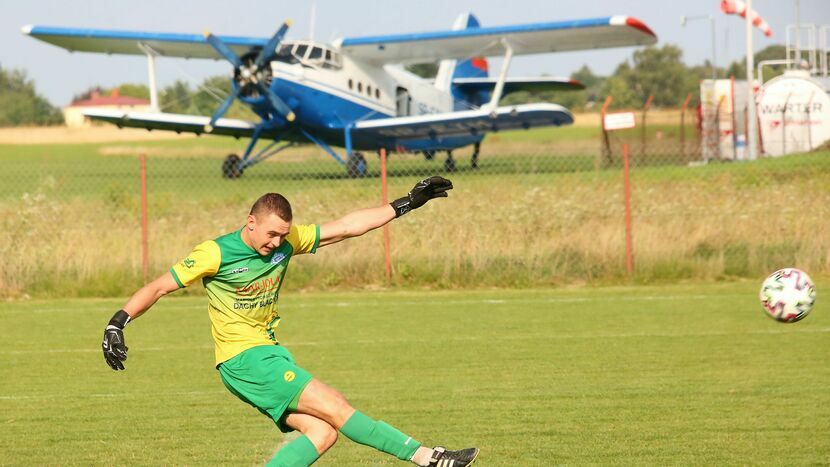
left=745, top=0, right=758, bottom=160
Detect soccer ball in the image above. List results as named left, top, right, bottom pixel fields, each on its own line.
left=759, top=268, right=816, bottom=323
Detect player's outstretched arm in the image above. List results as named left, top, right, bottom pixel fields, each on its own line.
left=102, top=272, right=180, bottom=371
left=318, top=176, right=453, bottom=248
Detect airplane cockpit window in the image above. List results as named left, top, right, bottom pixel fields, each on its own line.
left=308, top=47, right=323, bottom=60
left=293, top=44, right=308, bottom=59
left=272, top=41, right=342, bottom=69
left=277, top=43, right=293, bottom=56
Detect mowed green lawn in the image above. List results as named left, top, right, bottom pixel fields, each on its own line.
left=1, top=284, right=828, bottom=465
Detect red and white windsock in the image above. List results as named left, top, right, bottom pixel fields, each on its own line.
left=720, top=0, right=773, bottom=37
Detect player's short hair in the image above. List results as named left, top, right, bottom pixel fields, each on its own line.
left=250, top=193, right=293, bottom=221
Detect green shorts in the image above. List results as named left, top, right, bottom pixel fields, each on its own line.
left=218, top=344, right=313, bottom=433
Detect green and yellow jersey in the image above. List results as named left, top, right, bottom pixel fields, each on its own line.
left=170, top=224, right=320, bottom=365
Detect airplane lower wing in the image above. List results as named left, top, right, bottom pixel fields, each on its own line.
left=82, top=109, right=259, bottom=137
left=452, top=77, right=585, bottom=95
left=352, top=103, right=573, bottom=145
left=335, top=16, right=656, bottom=64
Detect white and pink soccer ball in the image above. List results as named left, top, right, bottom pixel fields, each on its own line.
left=759, top=268, right=816, bottom=323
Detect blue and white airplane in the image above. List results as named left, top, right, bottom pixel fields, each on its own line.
left=24, top=13, right=656, bottom=177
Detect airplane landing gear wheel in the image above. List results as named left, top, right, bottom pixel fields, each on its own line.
left=222, top=154, right=243, bottom=179
left=346, top=152, right=367, bottom=178
left=444, top=151, right=456, bottom=172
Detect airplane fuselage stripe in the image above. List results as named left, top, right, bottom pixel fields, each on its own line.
left=275, top=74, right=394, bottom=117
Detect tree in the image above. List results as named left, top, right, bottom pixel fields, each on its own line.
left=159, top=80, right=192, bottom=114
left=189, top=75, right=257, bottom=120
left=115, top=83, right=150, bottom=100
left=500, top=65, right=605, bottom=111
left=600, top=64, right=639, bottom=109
left=0, top=64, right=63, bottom=126
left=725, top=45, right=787, bottom=82
left=406, top=62, right=439, bottom=79
left=598, top=45, right=695, bottom=108
left=571, top=65, right=602, bottom=89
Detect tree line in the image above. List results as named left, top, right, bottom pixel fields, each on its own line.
left=1, top=44, right=788, bottom=127
left=497, top=44, right=787, bottom=111
left=0, top=64, right=63, bottom=126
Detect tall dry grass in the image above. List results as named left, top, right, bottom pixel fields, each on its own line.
left=2, top=167, right=827, bottom=298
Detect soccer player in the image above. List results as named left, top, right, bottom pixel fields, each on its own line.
left=101, top=176, right=479, bottom=467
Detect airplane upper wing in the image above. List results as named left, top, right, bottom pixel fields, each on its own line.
left=352, top=104, right=573, bottom=143
left=335, top=16, right=656, bottom=65
left=25, top=16, right=655, bottom=63
left=22, top=25, right=264, bottom=59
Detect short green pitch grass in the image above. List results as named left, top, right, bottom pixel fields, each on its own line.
left=1, top=283, right=828, bottom=465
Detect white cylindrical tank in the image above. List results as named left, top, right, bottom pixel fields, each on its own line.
left=757, top=70, right=830, bottom=156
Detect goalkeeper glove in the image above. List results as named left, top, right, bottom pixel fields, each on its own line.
left=390, top=176, right=453, bottom=217
left=102, top=309, right=130, bottom=371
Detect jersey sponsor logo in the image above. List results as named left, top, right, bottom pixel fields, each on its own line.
left=234, top=290, right=279, bottom=311
left=283, top=371, right=296, bottom=382
left=182, top=258, right=195, bottom=268
left=236, top=276, right=281, bottom=296
left=270, top=252, right=287, bottom=265
left=231, top=267, right=249, bottom=274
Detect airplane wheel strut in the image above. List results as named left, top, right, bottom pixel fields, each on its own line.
left=222, top=154, right=244, bottom=179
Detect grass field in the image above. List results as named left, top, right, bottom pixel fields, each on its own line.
left=2, top=283, right=828, bottom=465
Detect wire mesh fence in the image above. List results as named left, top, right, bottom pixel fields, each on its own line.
left=1, top=110, right=828, bottom=298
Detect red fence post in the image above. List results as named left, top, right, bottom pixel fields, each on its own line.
left=622, top=144, right=634, bottom=276
left=140, top=153, right=149, bottom=283
left=379, top=148, right=392, bottom=280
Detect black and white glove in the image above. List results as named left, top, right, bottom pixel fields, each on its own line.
left=390, top=176, right=453, bottom=217
left=102, top=310, right=131, bottom=371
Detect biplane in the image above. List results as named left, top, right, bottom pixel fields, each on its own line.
left=24, top=13, right=656, bottom=177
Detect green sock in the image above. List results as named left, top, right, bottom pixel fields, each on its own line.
left=339, top=411, right=421, bottom=461
left=267, top=434, right=320, bottom=467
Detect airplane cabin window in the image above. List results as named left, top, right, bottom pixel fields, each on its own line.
left=348, top=79, right=353, bottom=90
left=375, top=89, right=380, bottom=99
left=357, top=82, right=363, bottom=92
left=294, top=44, right=308, bottom=59
left=367, top=85, right=372, bottom=96
left=308, top=47, right=323, bottom=60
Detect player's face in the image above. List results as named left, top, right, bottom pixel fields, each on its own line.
left=248, top=212, right=291, bottom=256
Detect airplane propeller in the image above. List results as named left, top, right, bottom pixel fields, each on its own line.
left=203, top=21, right=295, bottom=132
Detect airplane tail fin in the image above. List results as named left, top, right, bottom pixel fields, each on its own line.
left=434, top=13, right=490, bottom=109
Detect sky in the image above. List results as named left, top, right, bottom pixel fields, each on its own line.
left=2, top=0, right=828, bottom=106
